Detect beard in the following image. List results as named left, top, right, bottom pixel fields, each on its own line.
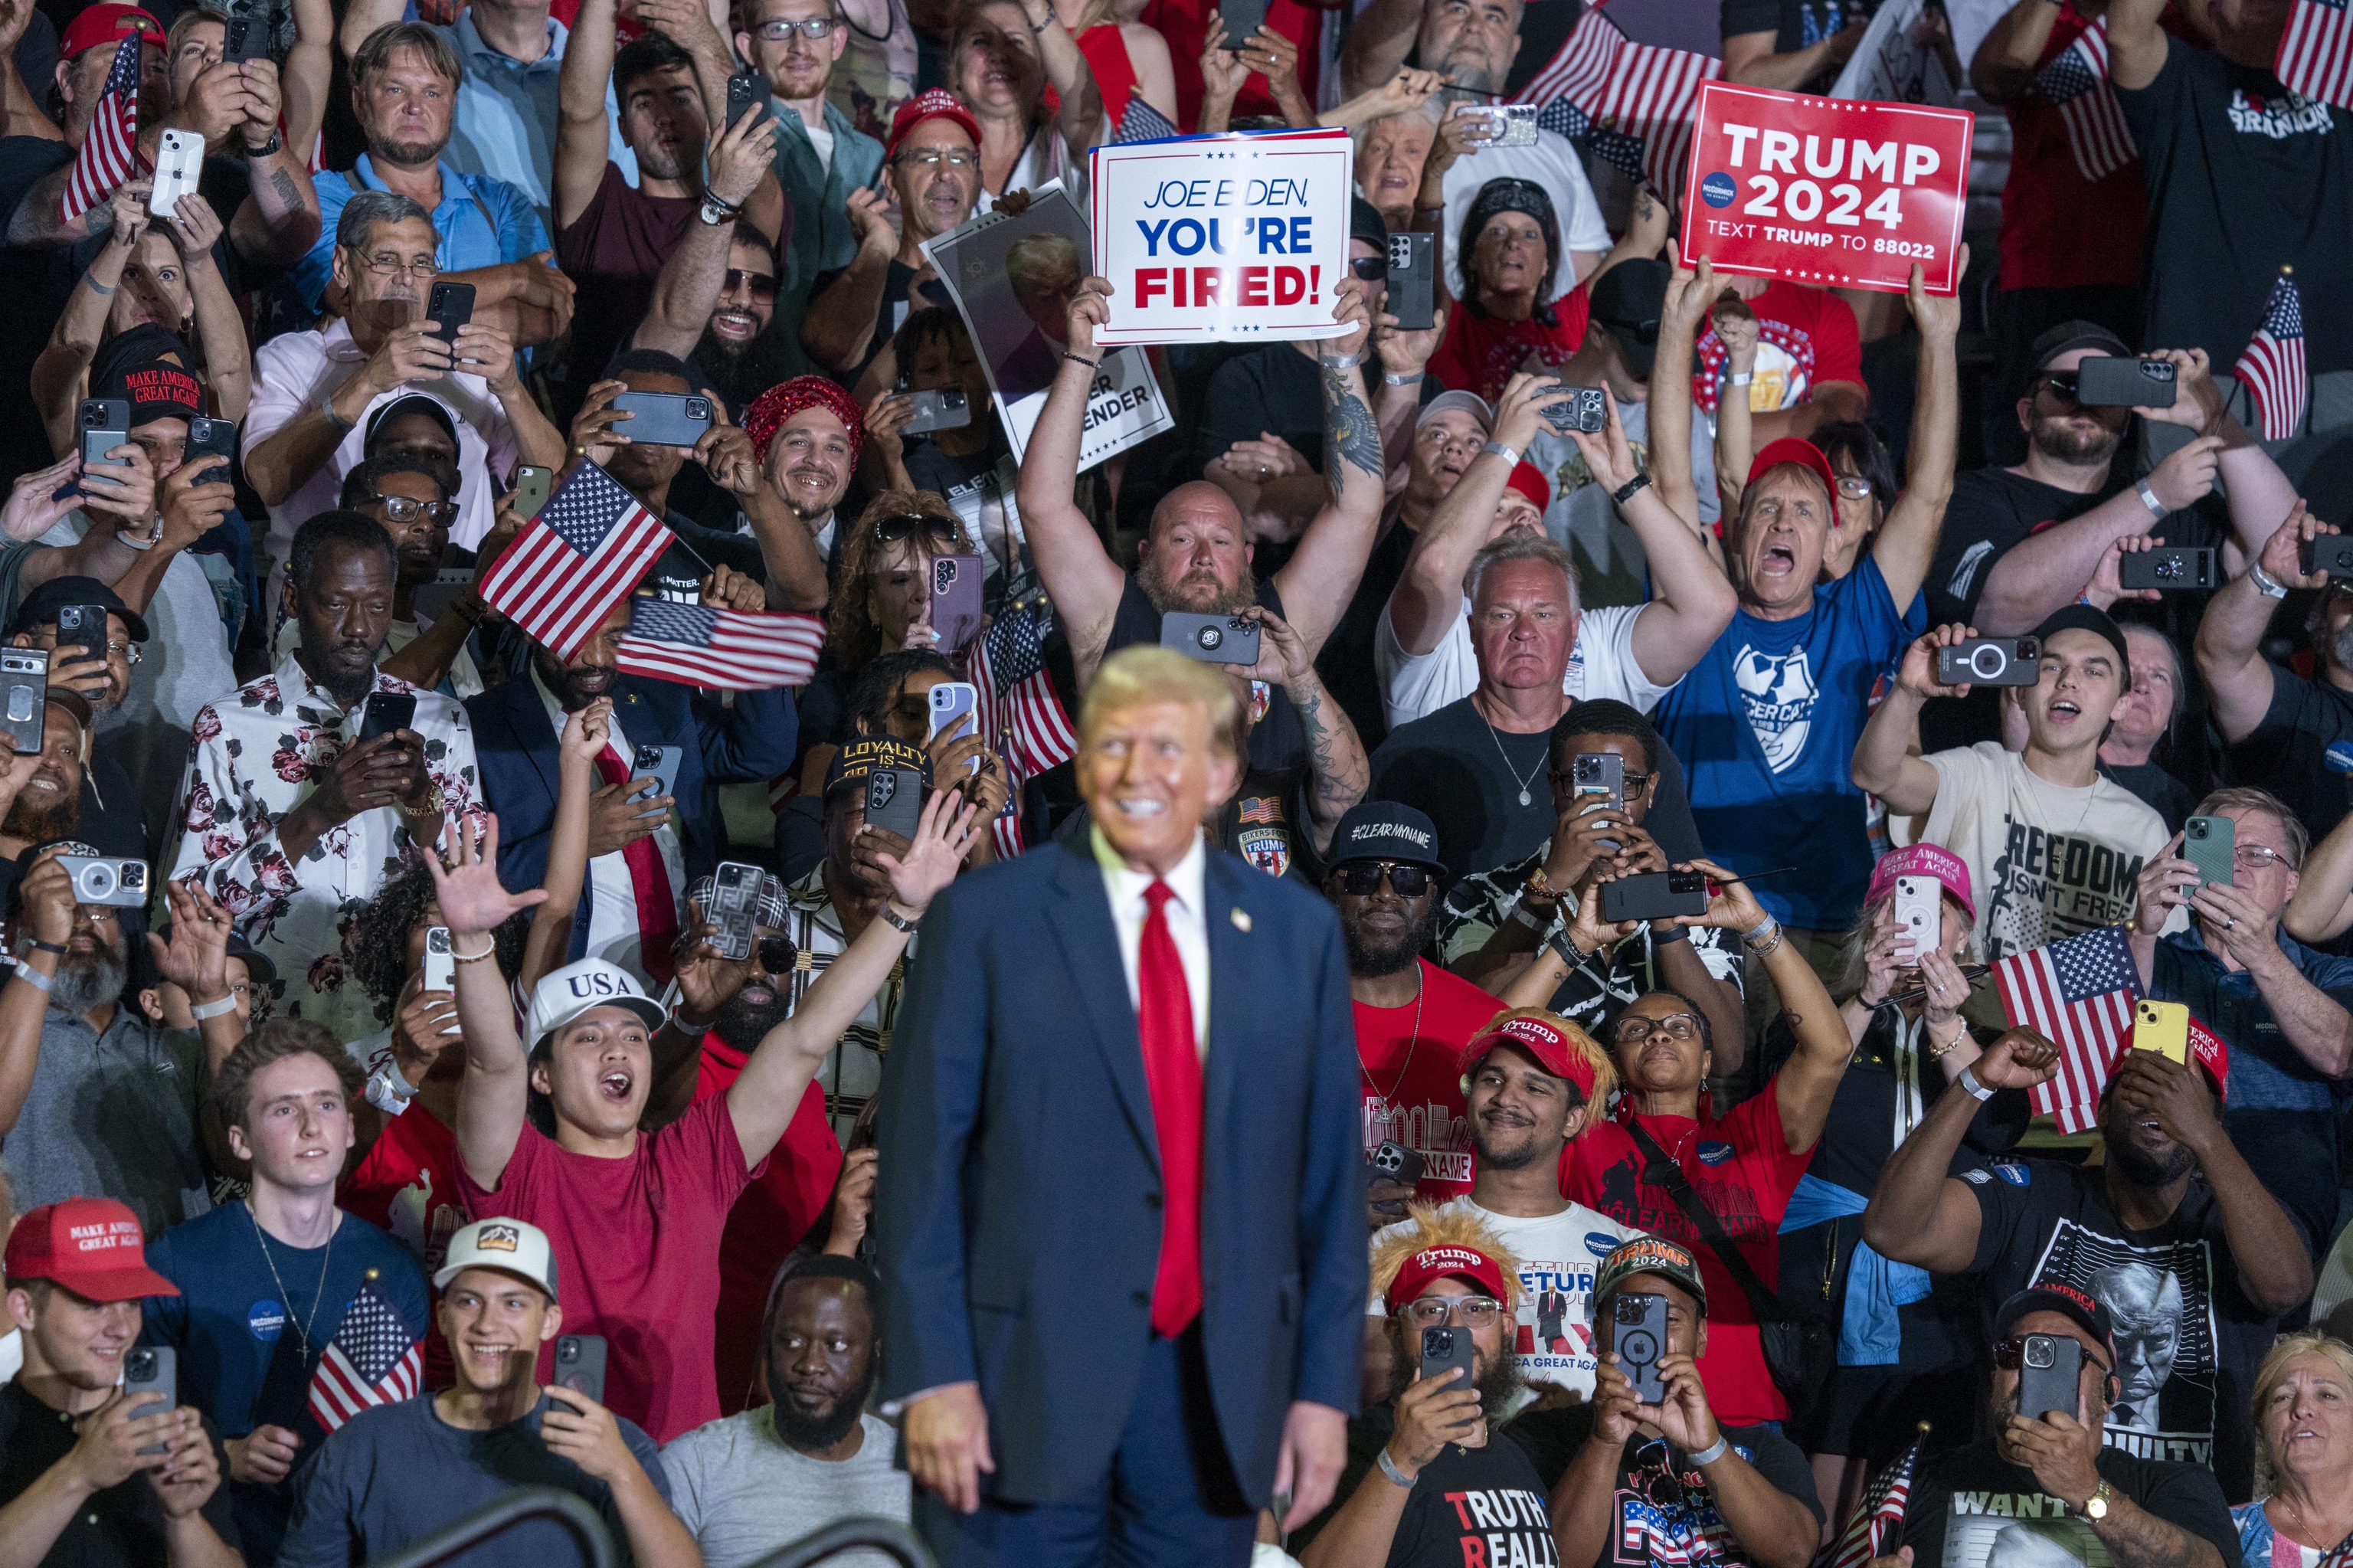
left=313, top=660, right=378, bottom=712
left=2029, top=411, right=2125, bottom=465
left=710, top=980, right=791, bottom=1052
left=1383, top=1333, right=1524, bottom=1411
left=374, top=127, right=451, bottom=168
left=1429, top=41, right=1503, bottom=93
left=48, top=938, right=126, bottom=1015
left=3, top=785, right=79, bottom=842
left=2101, top=1115, right=2198, bottom=1186
left=767, top=1355, right=878, bottom=1452
left=1472, top=1115, right=1565, bottom=1171
left=1137, top=554, right=1255, bottom=617
left=1342, top=902, right=1437, bottom=978
left=2328, top=616, right=2353, bottom=676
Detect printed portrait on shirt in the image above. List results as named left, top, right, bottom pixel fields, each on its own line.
left=2028, top=1219, right=2217, bottom=1466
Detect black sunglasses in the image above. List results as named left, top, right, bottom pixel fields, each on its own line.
left=1336, top=861, right=1433, bottom=897
left=874, top=512, right=961, bottom=545
left=1631, top=1439, right=1686, bottom=1507
left=1348, top=256, right=1386, bottom=280
left=722, top=267, right=778, bottom=300
left=1992, top=1338, right=2112, bottom=1376
left=752, top=934, right=793, bottom=973
left=2033, top=372, right=2082, bottom=403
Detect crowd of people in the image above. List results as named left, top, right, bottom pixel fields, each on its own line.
left=0, top=0, right=2348, bottom=1562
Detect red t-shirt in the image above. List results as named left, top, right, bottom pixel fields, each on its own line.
left=340, top=1102, right=465, bottom=1389
left=692, top=1035, right=844, bottom=1414
left=1428, top=285, right=1594, bottom=406
left=455, top=1092, right=761, bottom=1441
left=1996, top=6, right=2155, bottom=292
left=1141, top=0, right=1321, bottom=130
left=1691, top=280, right=1864, bottom=414
left=1353, top=959, right=1504, bottom=1204
left=1559, top=1079, right=1814, bottom=1426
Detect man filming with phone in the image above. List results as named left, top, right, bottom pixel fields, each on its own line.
left=1873, top=1286, right=2237, bottom=1568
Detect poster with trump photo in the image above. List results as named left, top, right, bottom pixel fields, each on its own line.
left=1088, top=126, right=1356, bottom=345
left=921, top=181, right=1173, bottom=470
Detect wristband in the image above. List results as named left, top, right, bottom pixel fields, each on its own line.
left=21, top=938, right=64, bottom=957
left=1376, top=1447, right=1417, bottom=1488
left=879, top=902, right=921, bottom=934
left=2135, top=478, right=2166, bottom=519
left=669, top=1000, right=718, bottom=1035
left=1383, top=371, right=1423, bottom=387
left=2249, top=563, right=2290, bottom=600
left=699, top=195, right=737, bottom=226
left=1062, top=349, right=1101, bottom=369
left=1319, top=351, right=1365, bottom=370
left=1742, top=916, right=1783, bottom=956
left=1613, top=473, right=1652, bottom=505
left=1726, top=370, right=1753, bottom=387
left=1956, top=1065, right=1995, bottom=1102
left=1481, top=440, right=1520, bottom=468
left=451, top=938, right=498, bottom=964
left=318, top=387, right=353, bottom=432
left=13, top=963, right=52, bottom=993
left=1546, top=926, right=1590, bottom=967
left=1687, top=1435, right=1730, bottom=1467
left=115, top=525, right=157, bottom=551
left=188, top=993, right=240, bottom=1020
left=1508, top=898, right=1547, bottom=932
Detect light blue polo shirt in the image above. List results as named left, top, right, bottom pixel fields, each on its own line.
left=443, top=11, right=637, bottom=226
left=295, top=155, right=551, bottom=313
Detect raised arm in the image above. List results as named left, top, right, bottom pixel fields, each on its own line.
left=0, top=840, right=64, bottom=1139
left=1268, top=278, right=1385, bottom=656
left=1024, top=0, right=1106, bottom=158
left=283, top=0, right=335, bottom=155
left=1337, top=0, right=1423, bottom=99
left=1578, top=388, right=1738, bottom=686
left=695, top=414, right=830, bottom=611
left=1871, top=257, right=1964, bottom=608
left=1388, top=372, right=1559, bottom=653
left=1864, top=1029, right=2061, bottom=1270
left=630, top=120, right=778, bottom=358
left=336, top=0, right=407, bottom=59
left=171, top=197, right=252, bottom=423
left=1252, top=607, right=1366, bottom=855
left=1013, top=276, right=1139, bottom=682
left=221, top=60, right=325, bottom=269
left=428, top=813, right=551, bottom=1188
left=2106, top=0, right=2170, bottom=89
left=2286, top=807, right=2353, bottom=944
left=1648, top=246, right=1707, bottom=534
left=1970, top=0, right=2064, bottom=103
left=2196, top=502, right=2328, bottom=744
left=519, top=699, right=604, bottom=992
left=1852, top=624, right=1974, bottom=814
left=555, top=0, right=623, bottom=233
left=1722, top=18, right=1865, bottom=90
left=31, top=182, right=149, bottom=454
left=802, top=190, right=898, bottom=373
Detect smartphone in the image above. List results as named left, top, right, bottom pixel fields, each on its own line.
left=930, top=553, right=983, bottom=655
left=426, top=280, right=475, bottom=352
left=1161, top=611, right=1261, bottom=666
left=1386, top=231, right=1435, bottom=332
left=2305, top=535, right=2353, bottom=579
left=2075, top=355, right=2178, bottom=408
left=2018, top=1331, right=2085, bottom=1422
left=726, top=67, right=767, bottom=129
left=54, top=603, right=110, bottom=686
left=0, top=647, right=44, bottom=755
left=1937, top=637, right=2041, bottom=687
left=512, top=464, right=554, bottom=519
left=865, top=764, right=925, bottom=840
left=927, top=681, right=980, bottom=776
left=78, top=398, right=131, bottom=489
left=1570, top=752, right=1623, bottom=813
left=1601, top=870, right=1710, bottom=925
left=1612, top=1292, right=1668, bottom=1405
left=2183, top=813, right=2235, bottom=891
left=1370, top=1139, right=1425, bottom=1185
left=57, top=856, right=146, bottom=908
left=123, top=1345, right=175, bottom=1455
left=1419, top=1323, right=1474, bottom=1398
left=708, top=860, right=762, bottom=961
left=423, top=925, right=455, bottom=993
left=1540, top=386, right=1607, bottom=434
left=1485, top=101, right=1540, bottom=147
left=358, top=691, right=417, bottom=745
left=1893, top=874, right=1940, bottom=964
left=1219, top=0, right=1269, bottom=45
left=630, top=741, right=684, bottom=806
left=904, top=387, right=972, bottom=435
left=149, top=128, right=201, bottom=218
left=552, top=1334, right=607, bottom=1405
left=224, top=14, right=265, bottom=63
left=2117, top=548, right=2216, bottom=591
left=2133, top=998, right=2189, bottom=1063
left=185, top=414, right=237, bottom=489
left=610, top=391, right=715, bottom=448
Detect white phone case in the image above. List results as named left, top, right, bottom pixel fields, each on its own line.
left=149, top=129, right=201, bottom=218
left=1893, top=876, right=1939, bottom=963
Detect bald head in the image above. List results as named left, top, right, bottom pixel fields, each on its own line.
left=1138, top=482, right=1256, bottom=617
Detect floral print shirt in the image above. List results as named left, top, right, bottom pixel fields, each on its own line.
left=170, top=651, right=483, bottom=1039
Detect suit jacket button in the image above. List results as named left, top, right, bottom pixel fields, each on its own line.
left=1132, top=1289, right=1150, bottom=1308
left=1145, top=1192, right=1163, bottom=1210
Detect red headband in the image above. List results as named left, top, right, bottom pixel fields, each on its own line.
left=745, top=376, right=866, bottom=465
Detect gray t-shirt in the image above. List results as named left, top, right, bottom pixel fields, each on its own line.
left=278, top=1391, right=670, bottom=1568
left=0, top=1009, right=208, bottom=1235
left=662, top=1408, right=909, bottom=1568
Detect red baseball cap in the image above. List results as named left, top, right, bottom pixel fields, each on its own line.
left=886, top=88, right=982, bottom=162
left=1383, top=1243, right=1510, bottom=1313
left=1746, top=437, right=1838, bottom=502
left=60, top=5, right=161, bottom=60
left=1458, top=1012, right=1600, bottom=1101
left=1506, top=461, right=1550, bottom=512
left=2186, top=1014, right=2230, bottom=1102
left=3, top=1197, right=179, bottom=1301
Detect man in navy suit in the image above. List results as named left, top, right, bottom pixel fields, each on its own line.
left=465, top=575, right=797, bottom=980
left=877, top=645, right=1367, bottom=1566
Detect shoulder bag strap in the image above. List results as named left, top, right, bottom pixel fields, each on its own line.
left=1625, top=1117, right=1792, bottom=1326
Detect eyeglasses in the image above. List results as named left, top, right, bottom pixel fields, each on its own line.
left=1395, top=1295, right=1504, bottom=1327
left=895, top=149, right=977, bottom=169
left=1348, top=256, right=1386, bottom=280
left=372, top=494, right=459, bottom=525
left=2234, top=845, right=2293, bottom=872
left=1336, top=860, right=1433, bottom=897
left=2033, top=372, right=2082, bottom=404
left=353, top=251, right=440, bottom=280
left=1835, top=476, right=1876, bottom=500
left=1993, top=1338, right=2112, bottom=1376
left=874, top=512, right=961, bottom=545
left=754, top=15, right=836, bottom=38
left=1615, top=1013, right=1701, bottom=1043
left=722, top=267, right=778, bottom=300
left=109, top=642, right=142, bottom=666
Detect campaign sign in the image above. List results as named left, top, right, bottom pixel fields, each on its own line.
left=1678, top=80, right=1972, bottom=296
left=1090, top=127, right=1354, bottom=345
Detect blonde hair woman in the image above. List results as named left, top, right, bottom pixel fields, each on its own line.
left=2236, top=1334, right=2353, bottom=1566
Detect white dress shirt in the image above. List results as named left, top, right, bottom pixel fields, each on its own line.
left=1092, top=827, right=1210, bottom=1057
left=531, top=668, right=686, bottom=979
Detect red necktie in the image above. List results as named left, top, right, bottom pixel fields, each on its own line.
left=1138, top=881, right=1203, bottom=1337
left=594, top=744, right=678, bottom=984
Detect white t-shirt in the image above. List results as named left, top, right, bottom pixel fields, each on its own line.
left=1439, top=127, right=1611, bottom=300
left=1906, top=741, right=2171, bottom=962
left=1529, top=400, right=1722, bottom=611
left=1375, top=600, right=1672, bottom=732
left=1370, top=1196, right=1647, bottom=1396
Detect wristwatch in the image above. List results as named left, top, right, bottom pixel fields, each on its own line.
left=2249, top=562, right=2290, bottom=600
left=243, top=127, right=283, bottom=159
left=2083, top=1481, right=2112, bottom=1521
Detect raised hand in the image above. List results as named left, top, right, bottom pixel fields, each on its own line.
left=869, top=789, right=982, bottom=914
left=2, top=454, right=87, bottom=543
left=423, top=812, right=548, bottom=940
left=148, top=879, right=232, bottom=1003
left=559, top=696, right=613, bottom=766
left=1972, top=1027, right=2063, bottom=1090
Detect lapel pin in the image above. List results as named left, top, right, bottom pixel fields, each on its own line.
left=1231, top=908, right=1251, bottom=932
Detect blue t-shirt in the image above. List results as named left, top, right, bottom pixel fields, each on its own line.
left=140, top=1203, right=430, bottom=1562
left=1653, top=556, right=1922, bottom=928
left=294, top=157, right=551, bottom=314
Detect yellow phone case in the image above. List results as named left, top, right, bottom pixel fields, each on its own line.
left=2133, top=1000, right=2189, bottom=1063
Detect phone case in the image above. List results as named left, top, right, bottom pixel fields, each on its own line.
left=225, top=15, right=264, bottom=62
left=427, top=281, right=475, bottom=349
left=930, top=554, right=984, bottom=653
left=1601, top=871, right=1710, bottom=925
left=2075, top=355, right=2178, bottom=408
left=54, top=604, right=108, bottom=676
left=149, top=129, right=201, bottom=218
left=1219, top=0, right=1268, bottom=42
left=630, top=743, right=684, bottom=804
left=1938, top=638, right=2041, bottom=687
left=904, top=388, right=972, bottom=435
left=2018, top=1334, right=2084, bottom=1422
left=1893, top=874, right=1940, bottom=962
left=512, top=465, right=554, bottom=519
left=2184, top=813, right=2235, bottom=890
left=709, top=862, right=762, bottom=961
left=2116, top=548, right=2216, bottom=591
left=610, top=392, right=715, bottom=447
left=1613, top=1293, right=1669, bottom=1404
left=1419, top=1324, right=1474, bottom=1393
left=865, top=765, right=926, bottom=840
left=1385, top=231, right=1435, bottom=332
left=186, top=415, right=236, bottom=486
left=123, top=1345, right=175, bottom=1454
left=554, top=1334, right=607, bottom=1405
left=2133, top=999, right=2190, bottom=1063
left=78, top=400, right=130, bottom=487
left=1487, top=103, right=1540, bottom=147
left=1, top=647, right=44, bottom=755
left=358, top=692, right=417, bottom=744
left=1160, top=611, right=1260, bottom=666
left=1570, top=752, right=1623, bottom=811
left=727, top=70, right=766, bottom=128
left=928, top=682, right=980, bottom=746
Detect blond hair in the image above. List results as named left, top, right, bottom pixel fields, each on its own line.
left=1370, top=1202, right=1524, bottom=1317
left=1078, top=646, right=1240, bottom=757
left=2250, top=1332, right=2353, bottom=1497
left=1466, top=1007, right=1619, bottom=1114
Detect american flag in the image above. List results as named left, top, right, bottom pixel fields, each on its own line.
left=2278, top=0, right=2353, bottom=111
left=1992, top=925, right=2142, bottom=1134
left=614, top=597, right=824, bottom=690
left=478, top=460, right=670, bottom=660
left=1118, top=97, right=1178, bottom=142
left=969, top=597, right=1075, bottom=856
left=2234, top=271, right=2308, bottom=442
left=62, top=35, right=142, bottom=223
left=1819, top=1429, right=1925, bottom=1568
left=306, top=1275, right=421, bottom=1432
left=1514, top=6, right=1719, bottom=195
left=2034, top=18, right=2136, bottom=183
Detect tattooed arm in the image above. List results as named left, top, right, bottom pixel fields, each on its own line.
left=1270, top=278, right=1386, bottom=660
left=1254, top=609, right=1367, bottom=856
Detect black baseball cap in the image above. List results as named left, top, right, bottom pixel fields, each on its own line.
left=1327, top=802, right=1445, bottom=873
left=2028, top=604, right=2130, bottom=670
left=823, top=735, right=929, bottom=802
left=1995, top=1283, right=2115, bottom=1357
left=2030, top=320, right=2132, bottom=376
left=1350, top=196, right=1388, bottom=251
left=1589, top=259, right=1668, bottom=381
left=11, top=577, right=150, bottom=643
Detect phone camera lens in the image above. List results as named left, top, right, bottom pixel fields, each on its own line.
left=2024, top=1337, right=2056, bottom=1369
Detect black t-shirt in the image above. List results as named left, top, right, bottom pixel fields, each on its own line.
left=1964, top=1156, right=2276, bottom=1498
left=2098, top=758, right=2198, bottom=834
left=1319, top=513, right=1418, bottom=751
left=1505, top=1399, right=1823, bottom=1567
left=1294, top=1409, right=1556, bottom=1568
left=2237, top=663, right=2353, bottom=844
left=1190, top=342, right=1326, bottom=477
left=1717, top=0, right=1880, bottom=93
left=805, top=257, right=949, bottom=385
left=1898, top=1439, right=2243, bottom=1568
left=1107, top=574, right=1307, bottom=774
left=0, top=1377, right=241, bottom=1563
left=2116, top=41, right=2353, bottom=375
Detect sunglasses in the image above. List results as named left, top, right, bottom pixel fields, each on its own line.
left=1992, top=1338, right=2112, bottom=1375
left=874, top=512, right=961, bottom=545
left=2033, top=372, right=2082, bottom=403
left=722, top=267, right=778, bottom=300
left=1348, top=256, right=1386, bottom=280
left=1335, top=861, right=1433, bottom=897
left=752, top=934, right=792, bottom=973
